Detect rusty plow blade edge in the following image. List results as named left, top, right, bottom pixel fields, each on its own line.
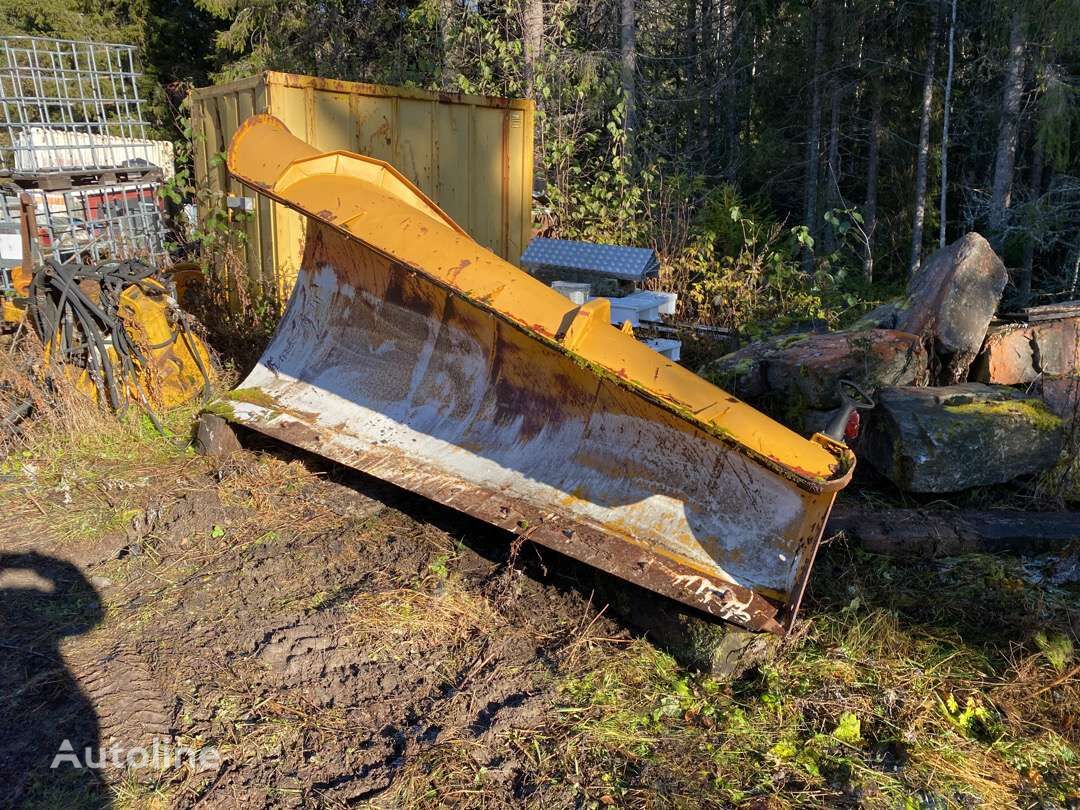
left=215, top=114, right=855, bottom=634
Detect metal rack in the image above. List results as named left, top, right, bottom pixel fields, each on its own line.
left=0, top=36, right=170, bottom=287
left=0, top=183, right=167, bottom=270
left=0, top=36, right=163, bottom=182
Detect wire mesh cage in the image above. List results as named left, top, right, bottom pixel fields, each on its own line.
left=0, top=183, right=168, bottom=272
left=0, top=36, right=162, bottom=177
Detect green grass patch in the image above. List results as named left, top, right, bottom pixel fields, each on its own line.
left=546, top=545, right=1080, bottom=808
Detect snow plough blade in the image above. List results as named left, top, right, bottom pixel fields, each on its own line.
left=216, top=114, right=855, bottom=634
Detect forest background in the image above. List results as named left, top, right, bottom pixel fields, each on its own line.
left=3, top=0, right=1078, bottom=331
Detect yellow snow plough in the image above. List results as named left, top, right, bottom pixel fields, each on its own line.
left=213, top=114, right=855, bottom=634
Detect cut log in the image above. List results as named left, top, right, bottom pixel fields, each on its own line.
left=827, top=505, right=1080, bottom=556
left=971, top=318, right=1080, bottom=385
left=700, top=329, right=927, bottom=432
left=1018, top=300, right=1080, bottom=323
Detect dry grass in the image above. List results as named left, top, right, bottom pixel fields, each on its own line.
left=347, top=583, right=506, bottom=655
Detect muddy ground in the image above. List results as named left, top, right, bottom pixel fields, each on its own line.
left=2, top=438, right=629, bottom=808
left=1, top=426, right=1078, bottom=809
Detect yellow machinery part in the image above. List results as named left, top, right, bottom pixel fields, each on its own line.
left=214, top=114, right=856, bottom=634
left=116, top=279, right=212, bottom=409
left=2, top=298, right=25, bottom=326
left=44, top=278, right=212, bottom=410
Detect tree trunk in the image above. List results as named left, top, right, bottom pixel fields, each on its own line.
left=823, top=82, right=842, bottom=255
left=863, top=74, right=882, bottom=282
left=620, top=0, right=638, bottom=152
left=718, top=0, right=737, bottom=180
left=1019, top=142, right=1045, bottom=301
left=522, top=0, right=544, bottom=97
left=989, top=11, right=1026, bottom=236
left=439, top=0, right=457, bottom=90
left=908, top=1, right=941, bottom=278
left=686, top=0, right=699, bottom=149
left=938, top=0, right=957, bottom=248
left=802, top=12, right=826, bottom=274
left=828, top=505, right=1080, bottom=557
left=824, top=2, right=847, bottom=257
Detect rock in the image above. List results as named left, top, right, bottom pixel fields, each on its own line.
left=636, top=604, right=779, bottom=680
left=851, top=297, right=907, bottom=330
left=1040, top=374, right=1080, bottom=420
left=585, top=570, right=778, bottom=678
left=896, top=233, right=1007, bottom=383
left=858, top=383, right=1065, bottom=493
left=193, top=412, right=243, bottom=458
left=701, top=330, right=928, bottom=427
left=971, top=317, right=1080, bottom=385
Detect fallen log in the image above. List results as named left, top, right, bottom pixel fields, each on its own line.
left=827, top=505, right=1080, bottom=556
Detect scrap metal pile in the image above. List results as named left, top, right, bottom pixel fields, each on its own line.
left=1, top=36, right=210, bottom=434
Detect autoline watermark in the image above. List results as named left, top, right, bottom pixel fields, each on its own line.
left=52, top=738, right=220, bottom=771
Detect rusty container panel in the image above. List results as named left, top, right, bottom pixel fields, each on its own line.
left=189, top=72, right=534, bottom=302
left=216, top=115, right=855, bottom=634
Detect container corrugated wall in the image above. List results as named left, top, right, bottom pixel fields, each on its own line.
left=190, top=72, right=535, bottom=299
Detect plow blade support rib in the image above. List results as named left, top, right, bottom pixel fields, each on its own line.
left=220, top=114, right=855, bottom=633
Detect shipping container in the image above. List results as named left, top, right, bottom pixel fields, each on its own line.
left=189, top=71, right=535, bottom=299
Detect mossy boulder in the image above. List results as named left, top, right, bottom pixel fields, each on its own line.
left=700, top=329, right=928, bottom=429
left=858, top=383, right=1065, bottom=493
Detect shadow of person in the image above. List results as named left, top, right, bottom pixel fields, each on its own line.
left=0, top=552, right=107, bottom=808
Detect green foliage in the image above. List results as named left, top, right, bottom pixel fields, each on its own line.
left=660, top=192, right=876, bottom=334
left=1034, top=631, right=1075, bottom=674
left=1037, top=74, right=1078, bottom=172
left=551, top=543, right=1080, bottom=808
left=832, top=710, right=862, bottom=745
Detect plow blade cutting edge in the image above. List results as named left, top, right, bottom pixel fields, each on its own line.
left=216, top=114, right=855, bottom=634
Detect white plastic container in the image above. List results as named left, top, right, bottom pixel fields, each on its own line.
left=551, top=280, right=591, bottom=305
left=605, top=291, right=663, bottom=326
left=644, top=337, right=682, bottom=361
left=653, top=291, right=678, bottom=316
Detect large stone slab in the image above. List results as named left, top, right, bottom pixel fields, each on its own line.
left=1040, top=374, right=1080, bottom=420
left=858, top=384, right=1064, bottom=493
left=896, top=233, right=1007, bottom=383
left=701, top=330, right=928, bottom=425
left=971, top=318, right=1080, bottom=385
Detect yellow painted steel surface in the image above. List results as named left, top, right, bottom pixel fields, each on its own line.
left=1, top=299, right=24, bottom=325
left=113, top=281, right=212, bottom=408
left=190, top=72, right=534, bottom=301
left=44, top=279, right=212, bottom=409
left=218, top=114, right=855, bottom=633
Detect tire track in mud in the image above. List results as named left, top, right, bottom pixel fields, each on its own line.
left=5, top=458, right=620, bottom=808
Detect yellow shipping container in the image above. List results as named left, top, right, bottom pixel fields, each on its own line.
left=189, top=71, right=534, bottom=300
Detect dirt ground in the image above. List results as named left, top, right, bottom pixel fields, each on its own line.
left=1, top=415, right=1079, bottom=809
left=1, top=437, right=619, bottom=807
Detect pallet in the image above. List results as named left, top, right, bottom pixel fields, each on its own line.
left=0, top=166, right=164, bottom=191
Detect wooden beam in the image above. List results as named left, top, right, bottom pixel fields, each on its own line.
left=827, top=504, right=1080, bottom=556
